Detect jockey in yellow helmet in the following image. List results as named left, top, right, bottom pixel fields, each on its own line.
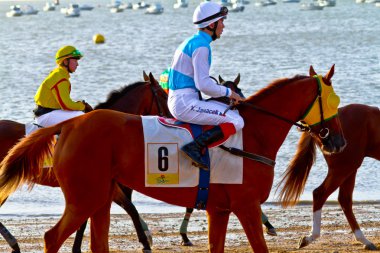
left=34, top=45, right=92, bottom=127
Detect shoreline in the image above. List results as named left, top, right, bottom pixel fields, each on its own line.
left=1, top=203, right=379, bottom=252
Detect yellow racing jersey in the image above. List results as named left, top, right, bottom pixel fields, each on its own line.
left=34, top=66, right=85, bottom=111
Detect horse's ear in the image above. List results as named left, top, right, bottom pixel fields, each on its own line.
left=143, top=71, right=149, bottom=81
left=219, top=75, right=225, bottom=84
left=148, top=72, right=157, bottom=86
left=234, top=73, right=241, bottom=85
left=309, top=66, right=317, bottom=77
left=325, top=64, right=335, bottom=81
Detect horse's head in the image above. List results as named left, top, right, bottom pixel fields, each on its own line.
left=145, top=72, right=172, bottom=117
left=301, top=65, right=346, bottom=154
left=219, top=74, right=245, bottom=98
left=94, top=72, right=171, bottom=117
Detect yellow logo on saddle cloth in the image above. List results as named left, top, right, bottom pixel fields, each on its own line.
left=146, top=143, right=179, bottom=185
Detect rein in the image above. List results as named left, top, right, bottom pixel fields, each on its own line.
left=149, top=83, right=166, bottom=117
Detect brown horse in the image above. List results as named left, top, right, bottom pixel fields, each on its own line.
left=0, top=65, right=346, bottom=252
left=0, top=73, right=170, bottom=253
left=277, top=103, right=380, bottom=250
left=0, top=73, right=243, bottom=252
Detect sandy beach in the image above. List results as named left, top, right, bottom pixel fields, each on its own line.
left=0, top=203, right=379, bottom=252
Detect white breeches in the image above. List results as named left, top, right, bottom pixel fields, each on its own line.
left=168, top=89, right=244, bottom=131
left=35, top=110, right=84, bottom=127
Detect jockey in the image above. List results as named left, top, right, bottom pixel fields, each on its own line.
left=34, top=45, right=93, bottom=127
left=167, top=2, right=244, bottom=170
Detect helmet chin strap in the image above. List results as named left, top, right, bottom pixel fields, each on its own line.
left=63, top=58, right=73, bottom=73
left=206, top=21, right=218, bottom=41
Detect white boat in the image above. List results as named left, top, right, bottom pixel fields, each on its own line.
left=317, top=0, right=335, bottom=6
left=254, top=0, right=276, bottom=7
left=22, top=5, right=39, bottom=15
left=282, top=0, right=300, bottom=3
left=110, top=6, right=124, bottom=12
left=61, top=3, right=80, bottom=17
left=300, top=1, right=323, bottom=10
left=376, top=1, right=380, bottom=7
left=145, top=2, right=164, bottom=14
left=230, top=2, right=245, bottom=11
left=173, top=0, right=188, bottom=8
left=79, top=4, right=94, bottom=10
left=6, top=5, right=23, bottom=17
left=133, top=1, right=149, bottom=9
left=43, top=2, right=56, bottom=11
left=231, top=0, right=250, bottom=4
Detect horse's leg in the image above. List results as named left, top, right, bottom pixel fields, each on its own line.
left=0, top=221, right=21, bottom=253
left=261, top=212, right=277, bottom=236
left=299, top=172, right=344, bottom=248
left=72, top=221, right=88, bottom=253
left=114, top=184, right=152, bottom=251
left=44, top=209, right=91, bottom=253
left=207, top=209, right=230, bottom=253
left=235, top=204, right=268, bottom=253
left=180, top=208, right=194, bottom=246
left=89, top=199, right=112, bottom=253
left=338, top=172, right=378, bottom=250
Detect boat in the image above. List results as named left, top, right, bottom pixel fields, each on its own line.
left=231, top=0, right=250, bottom=4
left=79, top=4, right=94, bottom=10
left=61, top=3, right=80, bottom=17
left=282, top=0, right=300, bottom=3
left=21, top=5, right=39, bottom=15
left=43, top=2, right=56, bottom=11
left=317, top=0, right=335, bottom=6
left=145, top=2, right=164, bottom=14
left=173, top=0, right=188, bottom=8
left=254, top=0, right=276, bottom=7
left=376, top=1, right=380, bottom=7
left=132, top=1, right=149, bottom=9
left=300, top=0, right=323, bottom=10
left=6, top=5, right=23, bottom=17
left=219, top=0, right=232, bottom=6
left=230, top=2, right=245, bottom=11
left=110, top=6, right=124, bottom=12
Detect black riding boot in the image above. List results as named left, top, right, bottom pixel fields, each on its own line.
left=181, top=126, right=224, bottom=170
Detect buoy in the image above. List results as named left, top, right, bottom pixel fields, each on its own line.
left=93, top=34, right=105, bottom=44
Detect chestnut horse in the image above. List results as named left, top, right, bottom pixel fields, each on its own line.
left=0, top=73, right=171, bottom=253
left=277, top=103, right=380, bottom=250
left=0, top=66, right=346, bottom=252
left=0, top=73, right=243, bottom=252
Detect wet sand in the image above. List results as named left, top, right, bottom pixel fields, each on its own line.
left=1, top=203, right=379, bottom=252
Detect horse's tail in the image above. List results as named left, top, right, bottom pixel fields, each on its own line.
left=276, top=132, right=316, bottom=207
left=0, top=123, right=62, bottom=205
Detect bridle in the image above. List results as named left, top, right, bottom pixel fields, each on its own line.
left=148, top=82, right=168, bottom=117
left=234, top=75, right=338, bottom=139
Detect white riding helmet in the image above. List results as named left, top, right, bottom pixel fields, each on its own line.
left=193, top=2, right=228, bottom=28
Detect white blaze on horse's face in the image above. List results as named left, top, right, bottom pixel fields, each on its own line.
left=300, top=75, right=340, bottom=127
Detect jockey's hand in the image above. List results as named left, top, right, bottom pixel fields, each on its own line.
left=229, top=91, right=244, bottom=105
left=83, top=101, right=93, bottom=113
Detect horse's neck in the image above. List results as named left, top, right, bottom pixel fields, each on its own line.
left=241, top=80, right=316, bottom=158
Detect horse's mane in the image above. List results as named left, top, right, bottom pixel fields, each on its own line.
left=246, top=75, right=308, bottom=103
left=94, top=81, right=147, bottom=109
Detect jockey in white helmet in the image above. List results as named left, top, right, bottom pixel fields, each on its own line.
left=167, top=2, right=245, bottom=170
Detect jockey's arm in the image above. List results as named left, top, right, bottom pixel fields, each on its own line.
left=193, top=47, right=231, bottom=98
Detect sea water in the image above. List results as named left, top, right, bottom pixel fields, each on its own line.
left=0, top=0, right=379, bottom=216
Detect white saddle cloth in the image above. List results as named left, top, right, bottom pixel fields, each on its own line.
left=142, top=116, right=243, bottom=187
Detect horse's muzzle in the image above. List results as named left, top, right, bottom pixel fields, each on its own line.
left=321, top=133, right=346, bottom=154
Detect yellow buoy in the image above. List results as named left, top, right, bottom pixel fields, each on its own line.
left=93, top=34, right=105, bottom=44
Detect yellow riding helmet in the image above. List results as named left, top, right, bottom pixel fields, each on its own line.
left=55, top=45, right=83, bottom=64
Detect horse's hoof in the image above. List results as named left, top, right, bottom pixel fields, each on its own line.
left=364, top=243, right=378, bottom=250
left=12, top=251, right=21, bottom=253
left=142, top=250, right=152, bottom=253
left=266, top=228, right=277, bottom=236
left=181, top=240, right=194, bottom=246
left=298, top=236, right=309, bottom=248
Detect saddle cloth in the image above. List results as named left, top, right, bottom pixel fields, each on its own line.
left=142, top=116, right=243, bottom=187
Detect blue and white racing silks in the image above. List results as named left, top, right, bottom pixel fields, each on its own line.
left=168, top=31, right=230, bottom=98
